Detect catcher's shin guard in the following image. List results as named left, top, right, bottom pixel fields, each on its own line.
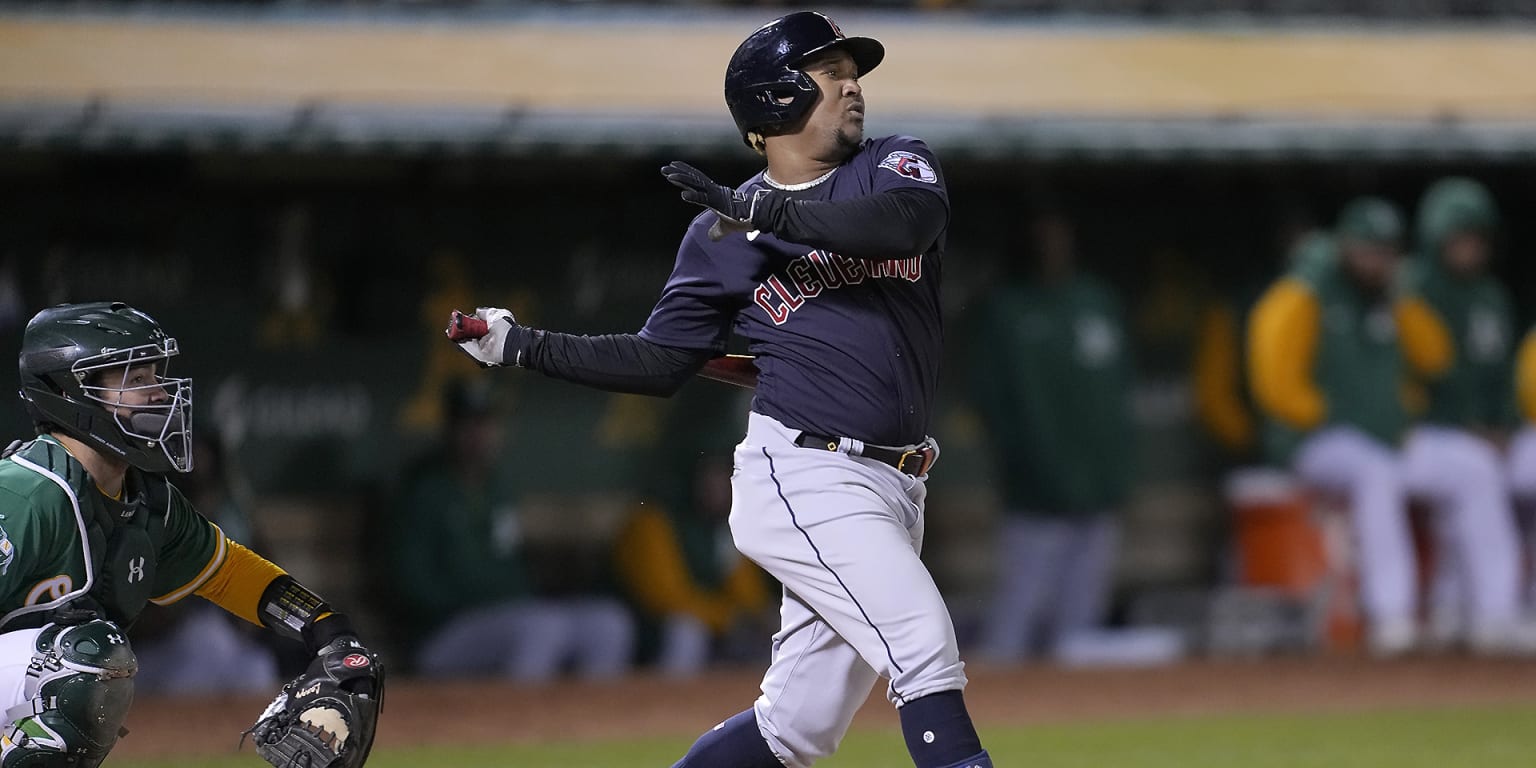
left=0, top=621, right=136, bottom=767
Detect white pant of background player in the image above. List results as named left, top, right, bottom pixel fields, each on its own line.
left=1507, top=426, right=1536, bottom=606
left=1512, top=426, right=1536, bottom=502
left=730, top=413, right=965, bottom=768
left=977, top=515, right=1120, bottom=663
left=1295, top=425, right=1526, bottom=654
left=415, top=598, right=634, bottom=683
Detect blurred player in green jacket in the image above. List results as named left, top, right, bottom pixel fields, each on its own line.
left=1398, top=178, right=1532, bottom=653
left=388, top=382, right=634, bottom=681
left=969, top=211, right=1134, bottom=663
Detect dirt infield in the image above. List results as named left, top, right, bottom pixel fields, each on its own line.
left=114, top=657, right=1536, bottom=760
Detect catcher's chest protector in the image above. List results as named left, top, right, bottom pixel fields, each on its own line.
left=90, top=494, right=162, bottom=624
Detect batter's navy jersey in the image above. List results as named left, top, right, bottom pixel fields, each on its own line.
left=641, top=135, right=948, bottom=446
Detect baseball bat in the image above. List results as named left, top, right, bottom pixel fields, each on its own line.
left=447, top=310, right=759, bottom=389
left=696, top=354, right=759, bottom=389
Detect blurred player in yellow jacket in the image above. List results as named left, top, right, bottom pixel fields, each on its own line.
left=1248, top=198, right=1421, bottom=655
left=616, top=452, right=771, bottom=677
left=1510, top=327, right=1536, bottom=605
left=1398, top=178, right=1531, bottom=653
left=1193, top=213, right=1313, bottom=464
left=1512, top=327, right=1536, bottom=501
left=615, top=391, right=771, bottom=677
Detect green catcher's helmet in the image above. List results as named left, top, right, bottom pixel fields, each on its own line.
left=18, top=301, right=193, bottom=473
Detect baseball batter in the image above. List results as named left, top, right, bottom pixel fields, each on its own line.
left=0, top=302, right=381, bottom=768
left=449, top=12, right=991, bottom=768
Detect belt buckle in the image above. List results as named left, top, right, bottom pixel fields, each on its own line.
left=896, top=447, right=932, bottom=476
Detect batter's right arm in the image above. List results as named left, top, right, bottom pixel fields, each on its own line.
left=448, top=308, right=713, bottom=397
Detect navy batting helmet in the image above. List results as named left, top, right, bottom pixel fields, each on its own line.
left=724, top=12, right=885, bottom=149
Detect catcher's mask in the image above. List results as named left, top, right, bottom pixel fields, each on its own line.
left=19, top=301, right=194, bottom=473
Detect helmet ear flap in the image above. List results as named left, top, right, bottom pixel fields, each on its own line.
left=763, top=72, right=818, bottom=109
left=732, top=71, right=820, bottom=149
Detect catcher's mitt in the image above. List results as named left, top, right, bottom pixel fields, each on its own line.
left=244, top=636, right=384, bottom=768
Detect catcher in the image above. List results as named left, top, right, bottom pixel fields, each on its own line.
left=0, top=302, right=382, bottom=767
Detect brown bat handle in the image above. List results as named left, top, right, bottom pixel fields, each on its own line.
left=447, top=310, right=490, bottom=341
left=698, top=354, right=758, bottom=389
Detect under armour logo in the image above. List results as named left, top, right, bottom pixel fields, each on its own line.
left=127, top=557, right=146, bottom=583
left=107, top=633, right=125, bottom=645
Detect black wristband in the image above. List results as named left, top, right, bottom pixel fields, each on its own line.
left=501, top=324, right=540, bottom=369
left=258, top=575, right=343, bottom=651
left=303, top=612, right=358, bottom=655
left=749, top=188, right=787, bottom=233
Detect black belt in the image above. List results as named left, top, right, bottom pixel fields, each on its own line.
left=794, top=432, right=937, bottom=476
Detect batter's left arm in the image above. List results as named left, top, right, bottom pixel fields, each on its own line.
left=751, top=188, right=947, bottom=258
left=662, top=161, right=946, bottom=258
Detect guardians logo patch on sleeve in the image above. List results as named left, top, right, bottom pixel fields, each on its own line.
left=879, top=151, right=938, bottom=184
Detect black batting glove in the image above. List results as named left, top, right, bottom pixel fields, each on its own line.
left=662, top=161, right=773, bottom=241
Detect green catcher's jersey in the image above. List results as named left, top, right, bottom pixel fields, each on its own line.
left=0, top=435, right=224, bottom=632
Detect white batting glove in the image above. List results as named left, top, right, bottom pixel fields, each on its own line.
left=451, top=307, right=519, bottom=368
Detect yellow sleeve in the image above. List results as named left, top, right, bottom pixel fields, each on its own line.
left=1192, top=303, right=1256, bottom=452
left=1519, top=329, right=1536, bottom=423
left=614, top=507, right=733, bottom=632
left=1395, top=297, right=1454, bottom=378
left=1248, top=278, right=1327, bottom=431
left=192, top=536, right=288, bottom=627
left=720, top=557, right=771, bottom=616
